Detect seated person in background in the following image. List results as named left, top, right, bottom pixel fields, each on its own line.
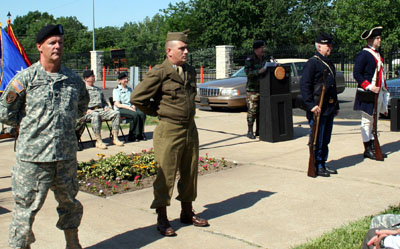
left=113, top=72, right=147, bottom=142
left=362, top=214, right=400, bottom=249
left=80, top=70, right=124, bottom=149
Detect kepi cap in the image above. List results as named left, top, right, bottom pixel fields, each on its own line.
left=82, top=70, right=94, bottom=78
left=253, top=40, right=265, bottom=49
left=315, top=32, right=334, bottom=44
left=361, top=26, right=383, bottom=40
left=166, top=29, right=189, bottom=43
left=36, top=24, right=64, bottom=43
left=117, top=72, right=128, bottom=80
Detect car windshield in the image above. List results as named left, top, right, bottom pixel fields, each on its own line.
left=295, top=62, right=306, bottom=76
left=231, top=67, right=246, bottom=77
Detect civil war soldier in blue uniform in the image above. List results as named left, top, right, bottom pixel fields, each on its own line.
left=300, top=33, right=339, bottom=177
left=353, top=26, right=389, bottom=160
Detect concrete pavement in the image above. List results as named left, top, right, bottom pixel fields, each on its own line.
left=0, top=107, right=399, bottom=249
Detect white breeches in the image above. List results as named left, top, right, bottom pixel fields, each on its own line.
left=361, top=111, right=374, bottom=142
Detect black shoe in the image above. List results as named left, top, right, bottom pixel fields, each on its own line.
left=141, top=133, right=147, bottom=141
left=324, top=166, right=337, bottom=174
left=128, top=134, right=139, bottom=142
left=317, top=167, right=330, bottom=177
left=247, top=131, right=256, bottom=139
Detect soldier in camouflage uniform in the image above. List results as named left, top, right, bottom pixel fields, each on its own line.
left=244, top=40, right=267, bottom=139
left=131, top=30, right=209, bottom=237
left=79, top=70, right=124, bottom=149
left=363, top=214, right=400, bottom=249
left=0, top=24, right=89, bottom=249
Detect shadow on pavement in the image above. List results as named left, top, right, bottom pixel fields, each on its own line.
left=85, top=190, right=274, bottom=249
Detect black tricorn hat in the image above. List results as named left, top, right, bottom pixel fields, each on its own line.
left=315, top=32, right=334, bottom=44
left=361, top=26, right=383, bottom=40
left=117, top=72, right=128, bottom=80
left=82, top=70, right=94, bottom=78
left=36, top=24, right=64, bottom=43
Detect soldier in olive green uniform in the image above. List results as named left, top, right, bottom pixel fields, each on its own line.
left=131, top=30, right=208, bottom=237
left=0, top=25, right=89, bottom=249
left=244, top=40, right=267, bottom=139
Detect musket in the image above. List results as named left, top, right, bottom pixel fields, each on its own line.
left=308, top=70, right=328, bottom=177
left=372, top=69, right=384, bottom=161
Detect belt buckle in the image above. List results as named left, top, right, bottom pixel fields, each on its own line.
left=328, top=98, right=334, bottom=104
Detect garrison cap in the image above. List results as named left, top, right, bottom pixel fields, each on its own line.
left=361, top=26, right=383, bottom=40
left=36, top=24, right=64, bottom=43
left=82, top=70, right=94, bottom=78
left=253, top=40, right=265, bottom=49
left=166, top=29, right=189, bottom=43
left=117, top=71, right=128, bottom=80
left=315, top=32, right=334, bottom=44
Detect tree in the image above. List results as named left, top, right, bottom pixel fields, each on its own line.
left=335, top=0, right=400, bottom=54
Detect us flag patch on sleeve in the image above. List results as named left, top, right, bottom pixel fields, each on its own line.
left=11, top=80, right=25, bottom=93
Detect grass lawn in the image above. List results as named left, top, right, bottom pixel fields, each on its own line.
left=292, top=203, right=400, bottom=249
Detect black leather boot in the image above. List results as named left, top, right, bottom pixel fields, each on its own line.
left=363, top=141, right=376, bottom=159
left=156, top=207, right=176, bottom=236
left=247, top=125, right=256, bottom=139
left=370, top=140, right=387, bottom=158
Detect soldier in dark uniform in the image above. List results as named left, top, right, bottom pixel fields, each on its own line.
left=353, top=26, right=389, bottom=160
left=244, top=40, right=267, bottom=139
left=130, top=30, right=208, bottom=236
left=300, top=33, right=339, bottom=177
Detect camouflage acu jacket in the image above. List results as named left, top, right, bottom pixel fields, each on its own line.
left=0, top=61, right=89, bottom=162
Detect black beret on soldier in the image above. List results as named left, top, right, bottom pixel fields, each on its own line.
left=253, top=40, right=265, bottom=49
left=36, top=24, right=64, bottom=43
left=117, top=72, right=128, bottom=80
left=166, top=29, right=189, bottom=43
left=82, top=70, right=94, bottom=79
left=361, top=26, right=383, bottom=40
left=315, top=32, right=334, bottom=44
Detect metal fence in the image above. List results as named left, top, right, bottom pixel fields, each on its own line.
left=28, top=47, right=400, bottom=87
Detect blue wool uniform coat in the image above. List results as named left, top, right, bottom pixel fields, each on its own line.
left=353, top=49, right=383, bottom=115
left=300, top=52, right=339, bottom=116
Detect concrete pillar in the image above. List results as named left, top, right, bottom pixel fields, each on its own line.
left=90, top=51, right=104, bottom=80
left=129, top=66, right=140, bottom=89
left=216, top=45, right=234, bottom=79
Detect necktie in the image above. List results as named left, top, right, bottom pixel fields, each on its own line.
left=177, top=66, right=184, bottom=81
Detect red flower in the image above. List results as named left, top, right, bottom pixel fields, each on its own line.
left=134, top=175, right=140, bottom=180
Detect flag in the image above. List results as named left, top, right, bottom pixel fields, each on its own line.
left=0, top=23, right=28, bottom=94
left=7, top=19, right=31, bottom=66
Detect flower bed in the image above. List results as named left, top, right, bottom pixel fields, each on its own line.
left=78, top=148, right=238, bottom=197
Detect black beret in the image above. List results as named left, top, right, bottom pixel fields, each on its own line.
left=253, top=40, right=265, bottom=49
left=36, top=24, right=64, bottom=43
left=315, top=32, right=334, bottom=44
left=361, top=26, right=383, bottom=40
left=82, top=70, right=94, bottom=78
left=118, top=72, right=128, bottom=80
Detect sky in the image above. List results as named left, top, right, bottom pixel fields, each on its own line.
left=0, top=0, right=183, bottom=29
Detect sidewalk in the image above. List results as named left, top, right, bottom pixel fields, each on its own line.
left=0, top=110, right=399, bottom=249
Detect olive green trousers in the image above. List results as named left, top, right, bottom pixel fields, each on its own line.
left=150, top=120, right=199, bottom=209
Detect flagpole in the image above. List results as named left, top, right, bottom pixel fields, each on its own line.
left=92, top=0, right=96, bottom=51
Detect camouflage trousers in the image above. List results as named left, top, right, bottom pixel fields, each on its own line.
left=9, top=159, right=83, bottom=248
left=370, top=214, right=400, bottom=229
left=246, top=91, right=260, bottom=126
left=83, top=108, right=120, bottom=135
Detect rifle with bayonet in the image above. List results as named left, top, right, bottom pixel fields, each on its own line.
left=372, top=71, right=384, bottom=161
left=308, top=70, right=328, bottom=177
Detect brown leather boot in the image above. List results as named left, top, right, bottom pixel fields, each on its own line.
left=112, top=131, right=124, bottom=146
left=156, top=207, right=176, bottom=236
left=180, top=202, right=209, bottom=227
left=95, top=134, right=107, bottom=149
left=64, top=228, right=83, bottom=249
